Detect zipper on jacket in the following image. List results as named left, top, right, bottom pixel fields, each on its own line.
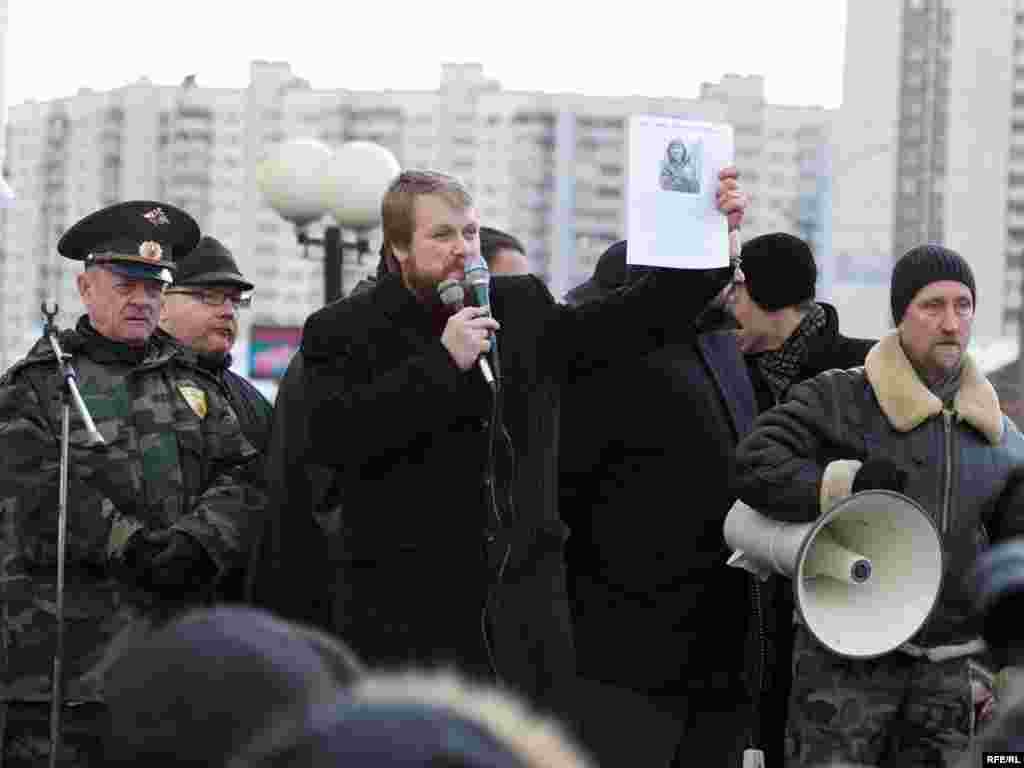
left=942, top=410, right=953, bottom=535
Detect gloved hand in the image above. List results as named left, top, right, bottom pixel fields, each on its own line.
left=851, top=458, right=908, bottom=495
left=117, top=530, right=163, bottom=589
left=969, top=539, right=1024, bottom=677
left=147, top=530, right=218, bottom=596
left=122, top=530, right=218, bottom=598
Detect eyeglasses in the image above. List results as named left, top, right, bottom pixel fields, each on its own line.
left=165, top=289, right=252, bottom=309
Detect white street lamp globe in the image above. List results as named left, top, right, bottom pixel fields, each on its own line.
left=320, top=141, right=401, bottom=231
left=256, top=138, right=332, bottom=227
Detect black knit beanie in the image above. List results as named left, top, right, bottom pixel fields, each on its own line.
left=890, top=244, right=976, bottom=324
left=741, top=232, right=817, bottom=311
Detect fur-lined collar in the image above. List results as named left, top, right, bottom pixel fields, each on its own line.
left=865, top=331, right=1004, bottom=445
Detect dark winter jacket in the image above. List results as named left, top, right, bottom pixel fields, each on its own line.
left=740, top=301, right=874, bottom=759
left=560, top=326, right=757, bottom=694
left=735, top=331, right=1024, bottom=648
left=246, top=349, right=338, bottom=629
left=744, top=301, right=875, bottom=412
left=256, top=266, right=731, bottom=711
left=152, top=329, right=273, bottom=454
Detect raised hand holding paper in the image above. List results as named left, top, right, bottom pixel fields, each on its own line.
left=627, top=114, right=734, bottom=269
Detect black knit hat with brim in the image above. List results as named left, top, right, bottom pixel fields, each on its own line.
left=890, top=244, right=976, bottom=324
left=174, top=235, right=254, bottom=291
left=740, top=232, right=817, bottom=311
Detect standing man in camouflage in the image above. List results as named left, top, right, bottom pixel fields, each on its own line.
left=159, top=235, right=272, bottom=453
left=0, top=201, right=265, bottom=765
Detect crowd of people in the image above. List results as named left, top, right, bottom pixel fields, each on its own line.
left=0, top=163, right=1022, bottom=767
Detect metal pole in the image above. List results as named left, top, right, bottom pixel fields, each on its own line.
left=48, top=399, right=69, bottom=768
left=324, top=225, right=343, bottom=305
left=37, top=302, right=103, bottom=766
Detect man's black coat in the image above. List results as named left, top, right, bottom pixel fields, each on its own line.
left=251, top=267, right=730, bottom=710
left=560, top=327, right=758, bottom=694
left=559, top=299, right=874, bottom=763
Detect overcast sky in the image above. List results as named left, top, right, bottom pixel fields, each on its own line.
left=6, top=0, right=847, bottom=109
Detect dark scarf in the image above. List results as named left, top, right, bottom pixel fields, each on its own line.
left=933, top=364, right=963, bottom=409
left=197, top=350, right=232, bottom=373
left=754, top=303, right=827, bottom=401
left=429, top=301, right=456, bottom=337
left=72, top=316, right=154, bottom=366
left=919, top=358, right=963, bottom=409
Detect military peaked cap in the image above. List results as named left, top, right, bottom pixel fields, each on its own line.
left=57, top=200, right=200, bottom=285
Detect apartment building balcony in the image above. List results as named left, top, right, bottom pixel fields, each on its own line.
left=176, top=106, right=214, bottom=121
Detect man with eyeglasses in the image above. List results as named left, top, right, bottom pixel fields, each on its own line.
left=0, top=201, right=265, bottom=764
left=159, top=235, right=272, bottom=454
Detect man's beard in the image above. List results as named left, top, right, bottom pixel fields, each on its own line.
left=403, top=261, right=445, bottom=306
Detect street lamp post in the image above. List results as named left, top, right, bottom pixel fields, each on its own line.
left=296, top=225, right=370, bottom=306
left=257, top=138, right=400, bottom=304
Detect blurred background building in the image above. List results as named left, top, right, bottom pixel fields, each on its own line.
left=10, top=1, right=1024, bottom=393
left=0, top=60, right=832, bottom=372
left=831, top=0, right=1024, bottom=356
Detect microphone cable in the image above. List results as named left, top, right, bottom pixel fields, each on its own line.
left=481, top=358, right=516, bottom=686
left=441, top=275, right=514, bottom=682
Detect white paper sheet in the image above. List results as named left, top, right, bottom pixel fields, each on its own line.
left=627, top=115, right=734, bottom=269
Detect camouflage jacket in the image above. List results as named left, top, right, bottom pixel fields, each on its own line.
left=0, top=317, right=265, bottom=703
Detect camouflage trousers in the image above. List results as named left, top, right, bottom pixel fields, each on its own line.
left=785, top=625, right=973, bottom=767
left=0, top=701, right=107, bottom=767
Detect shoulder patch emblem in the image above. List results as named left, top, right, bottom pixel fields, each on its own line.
left=177, top=385, right=208, bottom=419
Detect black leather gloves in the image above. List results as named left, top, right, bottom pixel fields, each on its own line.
left=851, top=458, right=909, bottom=495
left=122, top=530, right=218, bottom=598
left=970, top=538, right=1024, bottom=667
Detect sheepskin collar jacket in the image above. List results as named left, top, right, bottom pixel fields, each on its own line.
left=735, top=331, right=1024, bottom=647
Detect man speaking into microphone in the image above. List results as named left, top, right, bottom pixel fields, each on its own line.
left=270, top=168, right=746, bottom=713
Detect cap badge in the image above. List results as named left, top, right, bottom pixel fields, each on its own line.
left=143, top=207, right=170, bottom=226
left=139, top=241, right=163, bottom=262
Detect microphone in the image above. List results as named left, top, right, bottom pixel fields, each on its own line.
left=464, top=260, right=500, bottom=382
left=438, top=278, right=464, bottom=311
left=438, top=278, right=496, bottom=388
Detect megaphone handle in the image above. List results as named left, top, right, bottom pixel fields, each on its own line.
left=768, top=522, right=789, bottom=577
left=742, top=748, right=765, bottom=768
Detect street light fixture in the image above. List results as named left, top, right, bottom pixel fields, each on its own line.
left=256, top=138, right=400, bottom=304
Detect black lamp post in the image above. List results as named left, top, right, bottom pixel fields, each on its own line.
left=297, top=226, right=371, bottom=304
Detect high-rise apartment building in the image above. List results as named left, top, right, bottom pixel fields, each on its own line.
left=833, top=0, right=1024, bottom=345
left=0, top=0, right=10, bottom=204
left=1, top=61, right=833, bottom=371
left=831, top=0, right=954, bottom=339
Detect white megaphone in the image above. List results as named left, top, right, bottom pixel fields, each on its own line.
left=723, top=490, right=943, bottom=658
